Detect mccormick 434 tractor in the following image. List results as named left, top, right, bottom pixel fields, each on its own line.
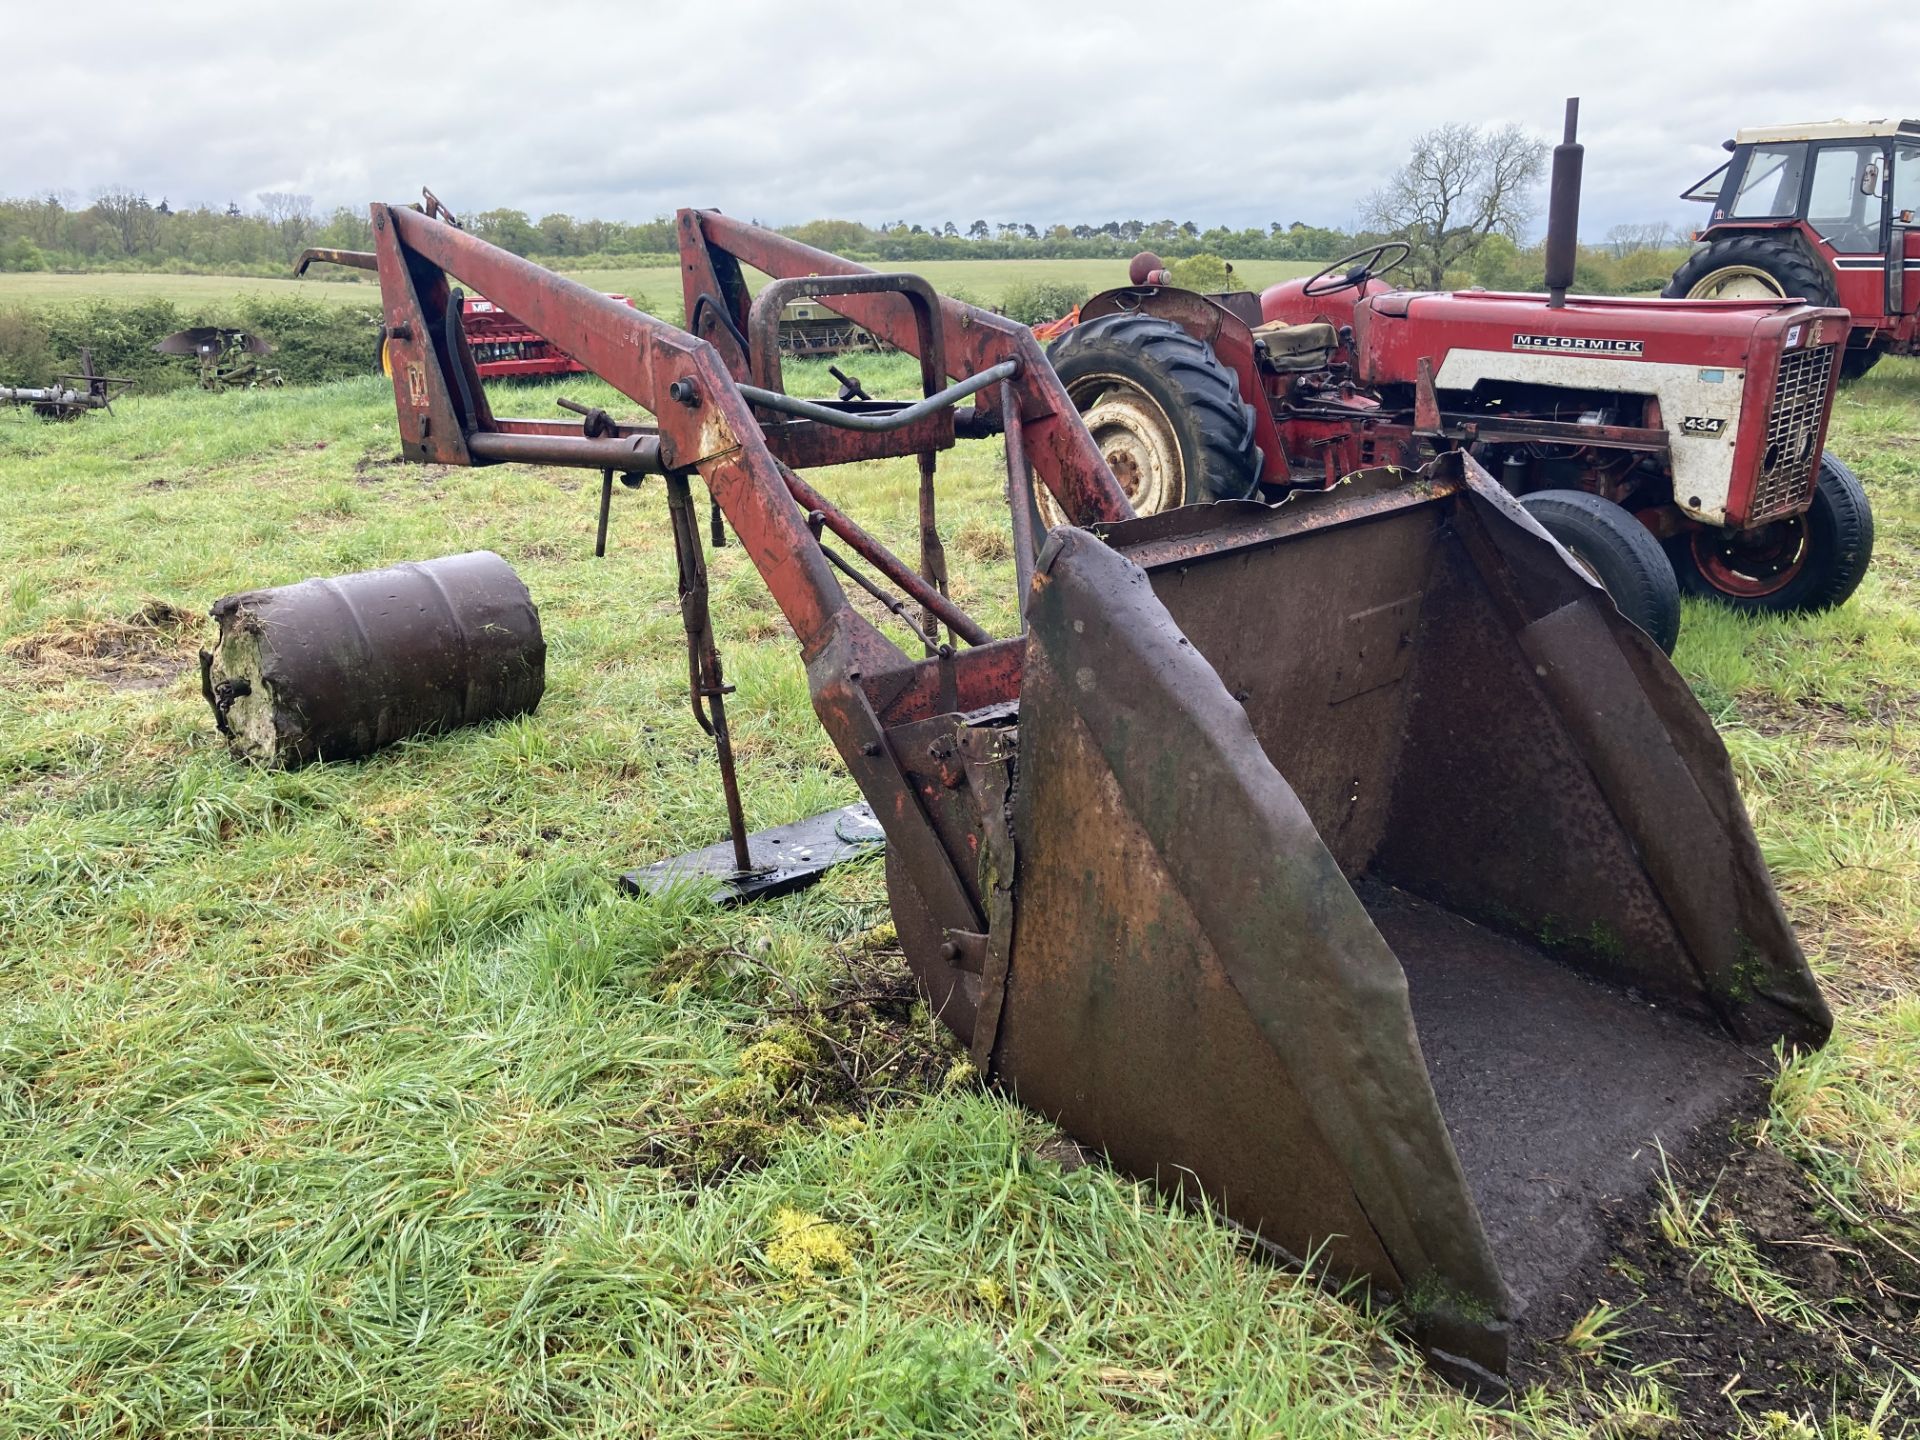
left=1667, top=118, right=1920, bottom=379
left=1047, top=104, right=1874, bottom=651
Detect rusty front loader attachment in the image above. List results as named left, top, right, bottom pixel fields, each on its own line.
left=360, top=205, right=1829, bottom=1389
left=964, top=471, right=1830, bottom=1384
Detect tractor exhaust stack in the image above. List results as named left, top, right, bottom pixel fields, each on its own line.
left=1545, top=96, right=1584, bottom=307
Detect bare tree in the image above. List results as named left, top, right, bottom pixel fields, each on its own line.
left=258, top=192, right=315, bottom=259
left=91, top=187, right=159, bottom=257
left=1604, top=221, right=1685, bottom=258
left=1361, top=123, right=1546, bottom=288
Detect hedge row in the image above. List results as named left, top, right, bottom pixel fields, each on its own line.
left=0, top=296, right=384, bottom=395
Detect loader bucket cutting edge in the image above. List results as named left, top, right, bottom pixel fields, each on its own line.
left=891, top=461, right=1829, bottom=1387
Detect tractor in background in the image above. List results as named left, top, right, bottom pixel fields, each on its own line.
left=1667, top=119, right=1920, bottom=380
left=1046, top=103, right=1873, bottom=651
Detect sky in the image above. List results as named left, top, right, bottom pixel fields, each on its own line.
left=6, top=0, right=1918, bottom=238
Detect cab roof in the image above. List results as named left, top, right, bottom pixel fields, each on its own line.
left=1733, top=119, right=1920, bottom=144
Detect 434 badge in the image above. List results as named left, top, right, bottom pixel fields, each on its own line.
left=1681, top=415, right=1727, bottom=436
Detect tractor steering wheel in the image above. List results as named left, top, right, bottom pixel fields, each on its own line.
left=1301, top=241, right=1412, bottom=298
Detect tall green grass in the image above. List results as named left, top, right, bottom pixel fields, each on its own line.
left=2, top=361, right=1917, bottom=1435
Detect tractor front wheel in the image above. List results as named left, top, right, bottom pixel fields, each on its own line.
left=1666, top=453, right=1874, bottom=615
left=1841, top=342, right=1886, bottom=382
left=1519, top=489, right=1682, bottom=653
left=1044, top=313, right=1260, bottom=524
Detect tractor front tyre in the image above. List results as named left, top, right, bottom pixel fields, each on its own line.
left=1664, top=235, right=1839, bottom=308
left=1519, top=490, right=1683, bottom=653
left=1045, top=313, right=1260, bottom=523
left=1840, top=342, right=1886, bottom=382
left=1666, top=453, right=1874, bottom=616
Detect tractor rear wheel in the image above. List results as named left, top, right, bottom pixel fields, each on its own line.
left=1044, top=313, right=1260, bottom=524
left=1519, top=490, right=1682, bottom=653
left=1664, top=234, right=1838, bottom=308
left=1666, top=452, right=1874, bottom=615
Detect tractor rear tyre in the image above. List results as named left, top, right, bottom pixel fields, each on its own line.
left=1666, top=238, right=1885, bottom=382
left=1520, top=490, right=1683, bottom=653
left=1664, top=235, right=1838, bottom=308
left=1665, top=452, right=1874, bottom=616
left=1045, top=313, right=1260, bottom=523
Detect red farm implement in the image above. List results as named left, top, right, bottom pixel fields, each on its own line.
left=457, top=293, right=636, bottom=379
left=336, top=196, right=1829, bottom=1391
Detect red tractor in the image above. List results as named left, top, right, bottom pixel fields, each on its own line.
left=1047, top=105, right=1874, bottom=651
left=1666, top=119, right=1920, bottom=380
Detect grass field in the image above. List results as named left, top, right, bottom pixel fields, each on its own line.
left=0, top=257, right=1321, bottom=315
left=557, top=258, right=1321, bottom=315
left=0, top=270, right=382, bottom=308
left=1, top=357, right=1917, bottom=1437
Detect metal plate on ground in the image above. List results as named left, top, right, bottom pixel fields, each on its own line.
left=619, top=803, right=886, bottom=904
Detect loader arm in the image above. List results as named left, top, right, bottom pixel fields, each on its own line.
left=678, top=210, right=1130, bottom=526
left=292, top=246, right=377, bottom=277
left=358, top=203, right=1829, bottom=1393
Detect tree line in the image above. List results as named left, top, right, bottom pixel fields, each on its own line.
left=3, top=130, right=1694, bottom=295
left=0, top=190, right=1373, bottom=275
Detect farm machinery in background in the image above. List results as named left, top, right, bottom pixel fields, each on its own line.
left=1667, top=118, right=1920, bottom=379
left=315, top=169, right=1832, bottom=1393
left=448, top=293, right=877, bottom=377
left=154, top=327, right=283, bottom=390
left=0, top=348, right=131, bottom=420
left=297, top=223, right=882, bottom=380
left=453, top=293, right=638, bottom=378
left=1044, top=101, right=1872, bottom=651
left=299, top=241, right=640, bottom=380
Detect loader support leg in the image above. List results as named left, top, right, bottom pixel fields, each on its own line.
left=916, top=451, right=950, bottom=652
left=667, top=471, right=755, bottom=876
left=1001, top=379, right=1040, bottom=621
left=594, top=467, right=614, bottom=558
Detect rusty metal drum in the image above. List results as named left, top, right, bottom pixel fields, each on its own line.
left=200, top=551, right=545, bottom=768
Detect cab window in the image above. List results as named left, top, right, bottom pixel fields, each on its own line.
left=1728, top=143, right=1808, bottom=218
left=1682, top=161, right=1729, bottom=203
left=1894, top=144, right=1920, bottom=224
left=1807, top=143, right=1886, bottom=252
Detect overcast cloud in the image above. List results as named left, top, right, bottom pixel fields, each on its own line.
left=7, top=0, right=1918, bottom=237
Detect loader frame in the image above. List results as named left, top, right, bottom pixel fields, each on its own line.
left=366, top=199, right=1130, bottom=1019
left=361, top=203, right=1831, bottom=1390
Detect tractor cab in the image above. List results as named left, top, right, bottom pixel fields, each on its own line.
left=1669, top=119, right=1920, bottom=377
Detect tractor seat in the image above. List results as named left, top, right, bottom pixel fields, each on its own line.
left=1252, top=319, right=1338, bottom=371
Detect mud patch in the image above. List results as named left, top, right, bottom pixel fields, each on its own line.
left=1739, top=689, right=1920, bottom=742
left=627, top=933, right=961, bottom=1182
left=1515, top=1141, right=1920, bottom=1436
left=4, top=599, right=197, bottom=691
left=353, top=451, right=448, bottom=486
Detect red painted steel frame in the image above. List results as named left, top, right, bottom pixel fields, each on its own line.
left=364, top=200, right=1110, bottom=947
left=675, top=210, right=1130, bottom=526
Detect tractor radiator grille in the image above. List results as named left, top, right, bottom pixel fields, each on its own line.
left=1748, top=344, right=1836, bottom=523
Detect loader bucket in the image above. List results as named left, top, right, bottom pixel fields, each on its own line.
left=939, top=457, right=1830, bottom=1387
